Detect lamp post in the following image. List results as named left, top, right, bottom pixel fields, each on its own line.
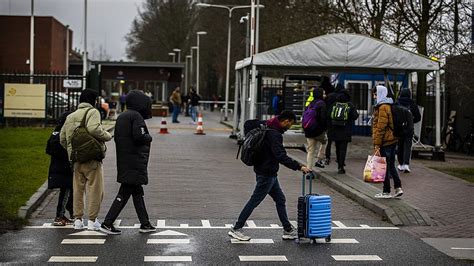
left=196, top=31, right=207, bottom=95
left=82, top=0, right=88, bottom=90
left=185, top=55, right=192, bottom=95
left=168, top=52, right=176, bottom=62
left=190, top=46, right=198, bottom=88
left=196, top=3, right=263, bottom=121
left=173, top=48, right=181, bottom=62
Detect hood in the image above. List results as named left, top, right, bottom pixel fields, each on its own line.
left=79, top=89, right=98, bottom=106
left=335, top=83, right=345, bottom=93
left=313, top=87, right=324, bottom=100
left=376, top=85, right=393, bottom=106
left=336, top=89, right=351, bottom=103
left=399, top=88, right=412, bottom=99
left=266, top=117, right=285, bottom=133
left=126, top=90, right=152, bottom=119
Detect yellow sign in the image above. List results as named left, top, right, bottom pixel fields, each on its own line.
left=4, top=83, right=46, bottom=118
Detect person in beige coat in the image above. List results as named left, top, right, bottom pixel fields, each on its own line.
left=60, top=89, right=113, bottom=230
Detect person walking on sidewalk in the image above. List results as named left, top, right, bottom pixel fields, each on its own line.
left=47, top=111, right=74, bottom=226
left=60, top=89, right=113, bottom=230
left=303, top=87, right=328, bottom=170
left=327, top=86, right=359, bottom=174
left=170, top=87, right=182, bottom=123
left=396, top=88, right=421, bottom=173
left=323, top=82, right=342, bottom=165
left=228, top=111, right=311, bottom=241
left=188, top=88, right=201, bottom=123
left=372, top=85, right=403, bottom=199
left=100, top=90, right=156, bottom=235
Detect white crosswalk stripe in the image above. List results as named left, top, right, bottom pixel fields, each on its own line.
left=48, top=256, right=98, bottom=262
left=144, top=256, right=192, bottom=262
left=61, top=239, right=105, bottom=245
left=332, top=255, right=382, bottom=261
left=147, top=239, right=190, bottom=244
left=239, top=255, right=288, bottom=261
left=231, top=239, right=274, bottom=244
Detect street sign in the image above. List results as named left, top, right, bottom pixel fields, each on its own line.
left=63, top=79, right=82, bottom=88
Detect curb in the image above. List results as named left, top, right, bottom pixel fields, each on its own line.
left=18, top=180, right=51, bottom=219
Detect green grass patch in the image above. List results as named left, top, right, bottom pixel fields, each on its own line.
left=431, top=167, right=474, bottom=183
left=0, top=127, right=53, bottom=225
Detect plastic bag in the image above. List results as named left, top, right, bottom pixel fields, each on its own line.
left=363, top=155, right=386, bottom=183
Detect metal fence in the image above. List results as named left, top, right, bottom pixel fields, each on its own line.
left=0, top=73, right=83, bottom=125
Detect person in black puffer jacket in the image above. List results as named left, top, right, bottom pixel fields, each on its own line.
left=47, top=111, right=74, bottom=226
left=396, top=88, right=421, bottom=173
left=100, top=90, right=156, bottom=235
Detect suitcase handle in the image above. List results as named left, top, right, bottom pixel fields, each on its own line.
left=302, top=172, right=314, bottom=195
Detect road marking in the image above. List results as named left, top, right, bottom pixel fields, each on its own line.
left=48, top=256, right=98, bottom=262
left=332, top=255, right=382, bottom=261
left=180, top=224, right=189, bottom=228
left=133, top=224, right=140, bottom=228
left=290, top=221, right=298, bottom=228
left=113, top=219, right=122, bottom=227
left=201, top=220, right=211, bottom=228
left=157, top=220, right=166, bottom=228
left=333, top=221, right=347, bottom=228
left=231, top=239, right=274, bottom=244
left=239, top=256, right=287, bottom=262
left=360, top=224, right=371, bottom=228
left=151, top=230, right=187, bottom=236
left=246, top=220, right=257, bottom=228
left=61, top=239, right=105, bottom=244
left=147, top=239, right=190, bottom=244
left=69, top=231, right=106, bottom=236
left=451, top=247, right=474, bottom=250
left=225, top=224, right=232, bottom=228
left=315, top=238, right=359, bottom=244
left=270, top=224, right=281, bottom=228
left=144, top=256, right=192, bottom=262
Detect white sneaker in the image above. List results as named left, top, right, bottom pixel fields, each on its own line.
left=397, top=165, right=404, bottom=171
left=374, top=192, right=392, bottom=199
left=394, top=188, right=404, bottom=197
left=73, top=218, right=84, bottom=230
left=404, top=165, right=411, bottom=173
left=87, top=219, right=101, bottom=231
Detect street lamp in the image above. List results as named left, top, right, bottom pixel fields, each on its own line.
left=185, top=55, right=192, bottom=95
left=190, top=46, right=198, bottom=88
left=196, top=31, right=207, bottom=95
left=173, top=48, right=181, bottom=62
left=196, top=3, right=264, bottom=121
left=168, top=52, right=176, bottom=62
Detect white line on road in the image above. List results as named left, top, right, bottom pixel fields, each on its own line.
left=270, top=224, right=280, bottom=228
left=151, top=230, right=187, bottom=236
left=201, top=220, right=211, bottom=228
left=246, top=220, right=257, bottom=228
left=225, top=224, right=232, bottom=228
left=180, top=224, right=189, bottom=228
left=239, top=256, right=288, bottom=262
left=25, top=225, right=398, bottom=230
left=147, top=239, right=190, bottom=244
left=451, top=247, right=474, bottom=250
left=69, top=231, right=106, bottom=236
left=231, top=239, right=274, bottom=244
left=333, top=221, right=347, bottom=228
left=61, top=239, right=105, bottom=245
left=144, top=256, right=192, bottom=262
left=316, top=238, right=359, bottom=244
left=48, top=256, right=98, bottom=262
left=332, top=255, right=382, bottom=261
left=113, top=219, right=122, bottom=227
left=360, top=224, right=371, bottom=228
left=157, top=220, right=166, bottom=228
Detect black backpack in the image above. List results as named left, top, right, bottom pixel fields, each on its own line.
left=236, top=123, right=271, bottom=166
left=390, top=104, right=414, bottom=138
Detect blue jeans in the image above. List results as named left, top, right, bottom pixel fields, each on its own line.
left=235, top=175, right=292, bottom=231
left=190, top=106, right=198, bottom=122
left=380, top=144, right=402, bottom=193
left=172, top=105, right=180, bottom=122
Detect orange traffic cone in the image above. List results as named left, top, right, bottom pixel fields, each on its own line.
left=160, top=112, right=169, bottom=134
left=194, top=113, right=206, bottom=135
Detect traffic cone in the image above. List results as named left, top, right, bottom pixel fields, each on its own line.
left=194, top=113, right=206, bottom=135
left=160, top=112, right=169, bottom=134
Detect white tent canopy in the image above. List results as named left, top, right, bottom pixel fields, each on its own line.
left=233, top=33, right=442, bottom=150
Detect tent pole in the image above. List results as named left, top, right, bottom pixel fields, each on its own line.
left=240, top=67, right=248, bottom=136
left=435, top=69, right=441, bottom=150
left=232, top=70, right=240, bottom=137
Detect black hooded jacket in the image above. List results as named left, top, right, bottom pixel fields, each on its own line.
left=397, top=89, right=421, bottom=124
left=327, top=89, right=359, bottom=142
left=115, top=90, right=153, bottom=185
left=47, top=111, right=73, bottom=189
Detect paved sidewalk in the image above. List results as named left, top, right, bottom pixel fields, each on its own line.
left=285, top=133, right=474, bottom=238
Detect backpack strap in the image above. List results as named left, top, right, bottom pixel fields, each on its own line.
left=80, top=108, right=93, bottom=132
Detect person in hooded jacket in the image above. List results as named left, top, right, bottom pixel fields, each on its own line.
left=228, top=111, right=311, bottom=241
left=396, top=88, right=421, bottom=173
left=47, top=111, right=74, bottom=226
left=100, top=90, right=156, bottom=235
left=304, top=87, right=328, bottom=170
left=372, top=85, right=403, bottom=199
left=327, top=86, right=359, bottom=174
left=323, top=83, right=344, bottom=165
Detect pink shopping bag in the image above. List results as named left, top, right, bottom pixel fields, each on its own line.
left=363, top=155, right=386, bottom=183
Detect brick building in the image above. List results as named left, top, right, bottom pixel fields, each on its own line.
left=0, top=15, right=72, bottom=73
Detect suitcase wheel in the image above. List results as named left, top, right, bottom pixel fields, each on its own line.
left=325, top=236, right=331, bottom=243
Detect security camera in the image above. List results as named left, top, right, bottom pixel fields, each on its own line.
left=240, top=15, right=249, bottom=24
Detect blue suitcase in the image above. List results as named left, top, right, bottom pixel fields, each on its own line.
left=297, top=172, right=332, bottom=243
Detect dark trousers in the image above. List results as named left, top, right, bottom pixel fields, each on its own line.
left=56, top=187, right=73, bottom=218
left=103, top=184, right=150, bottom=226
left=235, top=175, right=291, bottom=231
left=325, top=140, right=333, bottom=159
left=381, top=144, right=402, bottom=193
left=172, top=105, right=181, bottom=122
left=397, top=135, right=413, bottom=165
left=335, top=141, right=348, bottom=169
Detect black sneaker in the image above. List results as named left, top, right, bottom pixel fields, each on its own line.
left=337, top=168, right=346, bottom=174
left=100, top=223, right=121, bottom=235
left=314, top=160, right=325, bottom=168
left=139, top=223, right=157, bottom=233
left=324, top=158, right=330, bottom=165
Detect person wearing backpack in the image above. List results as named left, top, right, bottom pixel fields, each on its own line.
left=323, top=83, right=343, bottom=165
left=372, top=85, right=403, bottom=199
left=100, top=90, right=156, bottom=235
left=60, top=89, right=113, bottom=230
left=303, top=87, right=328, bottom=169
left=229, top=111, right=311, bottom=241
left=47, top=111, right=74, bottom=226
left=327, top=87, right=359, bottom=174
left=396, top=88, right=421, bottom=173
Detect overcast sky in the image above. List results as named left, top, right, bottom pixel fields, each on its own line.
left=0, top=0, right=144, bottom=61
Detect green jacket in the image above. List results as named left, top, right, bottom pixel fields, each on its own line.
left=60, top=103, right=113, bottom=162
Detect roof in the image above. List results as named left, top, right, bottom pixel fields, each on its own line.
left=69, top=60, right=184, bottom=69
left=235, top=33, right=439, bottom=73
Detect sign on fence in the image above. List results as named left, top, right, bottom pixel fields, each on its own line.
left=4, top=83, right=46, bottom=118
left=63, top=79, right=82, bottom=88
